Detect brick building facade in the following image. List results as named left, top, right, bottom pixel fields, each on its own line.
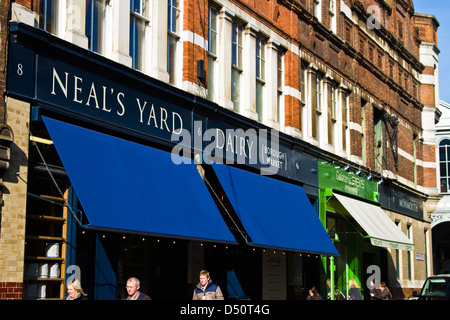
left=0, top=0, right=441, bottom=300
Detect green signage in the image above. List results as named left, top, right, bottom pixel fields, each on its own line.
left=318, top=162, right=379, bottom=202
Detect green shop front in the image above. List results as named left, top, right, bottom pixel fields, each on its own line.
left=318, top=162, right=414, bottom=300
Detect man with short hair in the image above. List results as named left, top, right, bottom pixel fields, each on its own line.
left=192, top=270, right=224, bottom=300
left=124, top=277, right=152, bottom=300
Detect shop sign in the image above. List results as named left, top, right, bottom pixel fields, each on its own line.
left=318, top=162, right=378, bottom=201
left=378, top=184, right=423, bottom=220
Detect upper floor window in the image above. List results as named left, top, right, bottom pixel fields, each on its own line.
left=256, top=36, right=266, bottom=122
left=231, top=21, right=243, bottom=112
left=439, top=139, right=450, bottom=193
left=39, top=0, right=59, bottom=34
left=314, top=0, right=321, bottom=22
left=86, top=0, right=107, bottom=53
left=327, top=82, right=337, bottom=146
left=276, top=49, right=284, bottom=124
left=311, top=71, right=323, bottom=140
left=207, top=5, right=219, bottom=101
left=168, top=0, right=181, bottom=84
left=329, top=0, right=336, bottom=33
left=130, top=0, right=150, bottom=71
left=299, top=61, right=308, bottom=132
left=341, top=90, right=349, bottom=153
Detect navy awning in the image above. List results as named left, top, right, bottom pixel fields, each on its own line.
left=212, top=163, right=338, bottom=255
left=42, top=116, right=236, bottom=243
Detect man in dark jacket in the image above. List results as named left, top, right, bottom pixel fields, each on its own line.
left=369, top=279, right=382, bottom=300
left=192, top=270, right=224, bottom=300
left=124, top=277, right=152, bottom=300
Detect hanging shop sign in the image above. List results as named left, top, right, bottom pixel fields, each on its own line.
left=6, top=22, right=319, bottom=186
left=318, top=162, right=378, bottom=202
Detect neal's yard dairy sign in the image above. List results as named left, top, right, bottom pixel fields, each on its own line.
left=7, top=23, right=318, bottom=182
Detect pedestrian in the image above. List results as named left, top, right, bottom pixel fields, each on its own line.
left=192, top=269, right=224, bottom=300
left=124, top=277, right=152, bottom=300
left=66, top=278, right=88, bottom=300
left=369, top=279, right=382, bottom=300
left=306, top=286, right=323, bottom=300
left=348, top=278, right=362, bottom=300
left=380, top=281, right=392, bottom=300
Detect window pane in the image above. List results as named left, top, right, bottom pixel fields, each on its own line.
left=231, top=24, right=237, bottom=65
left=440, top=162, right=447, bottom=177
left=168, top=35, right=177, bottom=84
left=168, top=0, right=180, bottom=34
left=442, top=178, right=448, bottom=193
left=232, top=68, right=241, bottom=112
left=209, top=7, right=218, bottom=55
left=131, top=0, right=140, bottom=12
left=136, top=18, right=146, bottom=70
left=208, top=55, right=215, bottom=101
left=440, top=146, right=446, bottom=161
left=256, top=39, right=261, bottom=78
left=87, top=0, right=106, bottom=53
left=300, top=63, right=307, bottom=104
left=256, top=81, right=263, bottom=121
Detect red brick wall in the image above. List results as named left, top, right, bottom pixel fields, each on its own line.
left=0, top=282, right=23, bottom=300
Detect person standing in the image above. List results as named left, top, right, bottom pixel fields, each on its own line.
left=192, top=270, right=224, bottom=300
left=380, top=281, right=392, bottom=300
left=66, top=278, right=88, bottom=300
left=306, top=286, right=323, bottom=300
left=348, top=279, right=362, bottom=300
left=369, top=279, right=382, bottom=300
left=124, top=277, right=152, bottom=300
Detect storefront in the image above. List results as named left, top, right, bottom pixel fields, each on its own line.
left=317, top=162, right=414, bottom=299
left=6, top=22, right=337, bottom=300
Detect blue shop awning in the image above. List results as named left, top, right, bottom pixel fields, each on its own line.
left=42, top=116, right=236, bottom=243
left=211, top=163, right=338, bottom=255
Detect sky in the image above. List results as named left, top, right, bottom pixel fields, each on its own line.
left=413, top=0, right=450, bottom=103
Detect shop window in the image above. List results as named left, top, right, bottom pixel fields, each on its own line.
left=24, top=122, right=72, bottom=299
left=130, top=0, right=150, bottom=71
